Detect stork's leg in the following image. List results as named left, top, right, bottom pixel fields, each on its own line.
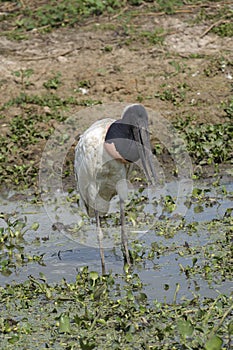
left=119, top=199, right=131, bottom=266
left=95, top=210, right=106, bottom=274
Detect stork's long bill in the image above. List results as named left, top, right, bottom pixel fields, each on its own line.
left=132, top=122, right=156, bottom=185
left=104, top=104, right=156, bottom=185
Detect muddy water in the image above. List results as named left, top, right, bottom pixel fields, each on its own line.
left=0, top=176, right=232, bottom=302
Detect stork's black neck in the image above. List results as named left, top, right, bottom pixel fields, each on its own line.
left=105, top=120, right=140, bottom=162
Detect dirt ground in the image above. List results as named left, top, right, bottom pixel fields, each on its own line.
left=0, top=2, right=232, bottom=190
left=1, top=5, right=232, bottom=120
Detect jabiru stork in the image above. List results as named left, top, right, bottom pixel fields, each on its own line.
left=74, top=104, right=156, bottom=273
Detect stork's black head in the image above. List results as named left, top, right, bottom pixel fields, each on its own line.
left=105, top=104, right=156, bottom=185
left=121, top=104, right=149, bottom=128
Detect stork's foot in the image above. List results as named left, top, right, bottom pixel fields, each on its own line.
left=122, top=246, right=134, bottom=272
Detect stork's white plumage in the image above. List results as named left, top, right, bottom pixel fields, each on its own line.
left=75, top=118, right=129, bottom=216
left=75, top=104, right=156, bottom=273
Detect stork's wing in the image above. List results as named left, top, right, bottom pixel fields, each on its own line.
left=75, top=118, right=116, bottom=216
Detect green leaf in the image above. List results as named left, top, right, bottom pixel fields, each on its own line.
left=93, top=284, right=106, bottom=300
left=177, top=319, right=194, bottom=337
left=192, top=257, right=197, bottom=266
left=205, top=335, right=223, bottom=350
left=30, top=222, right=39, bottom=231
left=59, top=313, right=71, bottom=333
left=89, top=271, right=99, bottom=286
left=8, top=335, right=20, bottom=344
left=228, top=321, right=233, bottom=335
left=39, top=272, right=47, bottom=281
left=194, top=205, right=204, bottom=213
left=135, top=292, right=147, bottom=302
left=79, top=338, right=96, bottom=350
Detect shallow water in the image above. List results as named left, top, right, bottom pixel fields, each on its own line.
left=0, top=176, right=232, bottom=302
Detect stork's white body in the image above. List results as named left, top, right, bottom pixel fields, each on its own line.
left=75, top=118, right=131, bottom=218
